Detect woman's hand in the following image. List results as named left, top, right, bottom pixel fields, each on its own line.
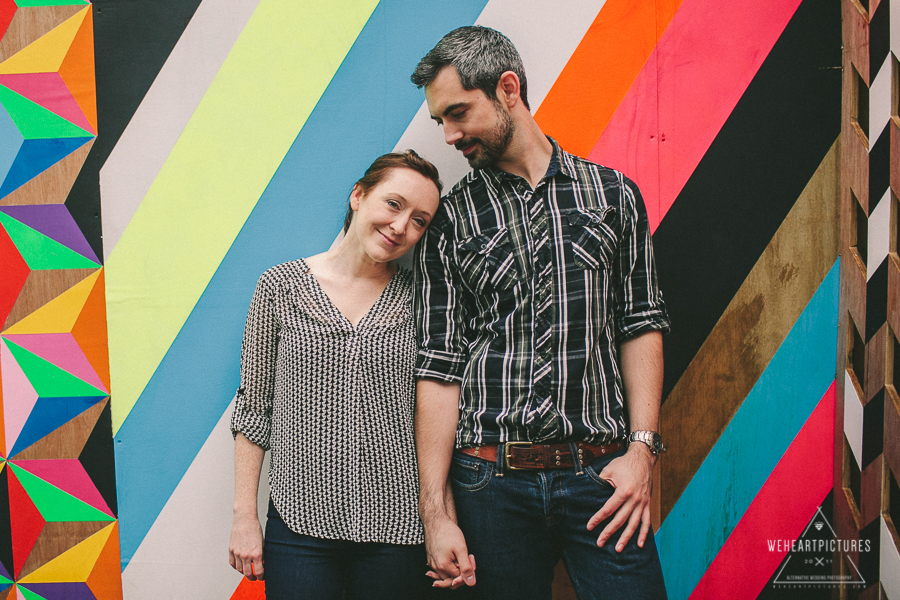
left=229, top=512, right=265, bottom=580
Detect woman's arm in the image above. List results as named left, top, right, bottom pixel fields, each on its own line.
left=229, top=432, right=266, bottom=580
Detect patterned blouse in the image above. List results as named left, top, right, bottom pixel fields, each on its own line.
left=230, top=259, right=423, bottom=545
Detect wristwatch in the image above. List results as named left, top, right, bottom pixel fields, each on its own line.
left=628, top=431, right=665, bottom=455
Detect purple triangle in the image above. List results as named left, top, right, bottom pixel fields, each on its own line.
left=20, top=582, right=96, bottom=600
left=0, top=205, right=98, bottom=263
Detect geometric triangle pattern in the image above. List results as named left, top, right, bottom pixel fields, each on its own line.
left=0, top=2, right=119, bottom=597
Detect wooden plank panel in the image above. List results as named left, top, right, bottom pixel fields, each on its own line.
left=861, top=455, right=884, bottom=527
left=867, top=326, right=887, bottom=402
left=659, top=140, right=839, bottom=518
left=0, top=142, right=92, bottom=207
left=2, top=268, right=95, bottom=331
left=12, top=398, right=106, bottom=460
left=0, top=5, right=85, bottom=63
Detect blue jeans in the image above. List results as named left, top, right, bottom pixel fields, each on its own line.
left=449, top=446, right=668, bottom=600
left=263, top=500, right=430, bottom=599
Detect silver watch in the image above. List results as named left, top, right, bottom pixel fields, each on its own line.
left=628, top=431, right=665, bottom=455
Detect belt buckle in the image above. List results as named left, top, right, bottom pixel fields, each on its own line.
left=504, top=441, right=533, bottom=470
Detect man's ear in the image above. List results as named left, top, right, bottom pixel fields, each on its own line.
left=349, top=183, right=363, bottom=211
left=496, top=71, right=521, bottom=108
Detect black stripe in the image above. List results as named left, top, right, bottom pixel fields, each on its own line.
left=653, top=0, right=842, bottom=399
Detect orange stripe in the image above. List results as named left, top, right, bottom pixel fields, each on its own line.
left=534, top=0, right=683, bottom=158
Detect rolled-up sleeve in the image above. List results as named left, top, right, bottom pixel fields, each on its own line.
left=230, top=273, right=279, bottom=449
left=613, top=176, right=671, bottom=339
left=413, top=213, right=469, bottom=382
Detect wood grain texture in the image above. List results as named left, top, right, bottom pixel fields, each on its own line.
left=843, top=0, right=870, bottom=209
left=2, top=268, right=96, bottom=331
left=659, top=139, right=840, bottom=520
left=890, top=257, right=900, bottom=350
left=17, top=520, right=110, bottom=579
left=885, top=387, right=900, bottom=491
left=860, top=454, right=883, bottom=527
left=11, top=398, right=106, bottom=460
left=0, top=141, right=93, bottom=207
left=0, top=5, right=85, bottom=63
left=866, top=326, right=887, bottom=403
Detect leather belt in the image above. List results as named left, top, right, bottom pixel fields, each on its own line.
left=458, top=441, right=624, bottom=470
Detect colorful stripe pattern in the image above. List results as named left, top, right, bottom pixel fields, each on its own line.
left=0, top=1, right=123, bottom=599
left=2, top=0, right=856, bottom=597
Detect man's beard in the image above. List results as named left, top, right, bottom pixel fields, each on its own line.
left=456, top=102, right=514, bottom=170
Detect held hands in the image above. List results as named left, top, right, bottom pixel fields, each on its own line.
left=229, top=512, right=265, bottom=581
left=424, top=516, right=476, bottom=589
left=586, top=444, right=655, bottom=553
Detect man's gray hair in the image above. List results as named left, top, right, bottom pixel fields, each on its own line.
left=411, top=26, right=530, bottom=110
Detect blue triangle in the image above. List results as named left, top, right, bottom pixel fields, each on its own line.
left=0, top=103, right=23, bottom=187
left=9, top=396, right=107, bottom=457
left=0, top=137, right=92, bottom=200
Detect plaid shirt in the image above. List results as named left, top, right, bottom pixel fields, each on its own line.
left=414, top=139, right=670, bottom=448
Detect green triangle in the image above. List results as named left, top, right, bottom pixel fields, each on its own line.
left=0, top=85, right=93, bottom=140
left=0, top=573, right=10, bottom=586
left=15, top=0, right=89, bottom=5
left=3, top=339, right=107, bottom=399
left=0, top=212, right=99, bottom=270
left=8, top=463, right=113, bottom=523
left=18, top=585, right=49, bottom=600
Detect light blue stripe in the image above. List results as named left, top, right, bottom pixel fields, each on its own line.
left=656, top=259, right=840, bottom=599
left=113, top=0, right=490, bottom=568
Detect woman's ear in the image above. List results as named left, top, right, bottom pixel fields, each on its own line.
left=349, top=183, right=363, bottom=211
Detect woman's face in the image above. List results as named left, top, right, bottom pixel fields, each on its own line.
left=349, top=168, right=440, bottom=263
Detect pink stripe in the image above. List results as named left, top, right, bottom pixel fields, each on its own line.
left=688, top=382, right=835, bottom=599
left=3, top=333, right=107, bottom=393
left=1, top=339, right=39, bottom=454
left=0, top=73, right=95, bottom=135
left=588, top=0, right=802, bottom=232
left=11, top=458, right=113, bottom=517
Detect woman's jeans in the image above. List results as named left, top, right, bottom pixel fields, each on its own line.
left=449, top=446, right=668, bottom=600
left=263, top=500, right=429, bottom=599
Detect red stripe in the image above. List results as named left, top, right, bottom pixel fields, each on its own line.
left=588, top=0, right=802, bottom=231
left=688, top=382, right=835, bottom=600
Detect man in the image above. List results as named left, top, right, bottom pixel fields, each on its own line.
left=411, top=26, right=670, bottom=599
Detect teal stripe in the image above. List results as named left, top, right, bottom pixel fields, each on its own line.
left=657, top=259, right=839, bottom=600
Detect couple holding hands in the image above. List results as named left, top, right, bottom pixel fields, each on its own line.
left=229, top=26, right=670, bottom=600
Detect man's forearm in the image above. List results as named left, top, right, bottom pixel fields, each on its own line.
left=415, top=379, right=461, bottom=524
left=618, top=330, right=663, bottom=454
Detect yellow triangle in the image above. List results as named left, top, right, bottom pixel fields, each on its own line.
left=3, top=270, right=100, bottom=334
left=19, top=521, right=114, bottom=584
left=0, top=7, right=88, bottom=74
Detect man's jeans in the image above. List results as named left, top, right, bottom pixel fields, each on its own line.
left=450, top=445, right=668, bottom=600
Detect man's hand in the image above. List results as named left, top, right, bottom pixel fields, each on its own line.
left=424, top=516, right=476, bottom=589
left=586, top=443, right=655, bottom=552
left=229, top=512, right=265, bottom=581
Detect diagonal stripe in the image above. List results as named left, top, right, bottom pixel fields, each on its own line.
left=588, top=0, right=802, bottom=231
left=659, top=138, right=839, bottom=520
left=656, top=260, right=839, bottom=600
left=394, top=0, right=606, bottom=190
left=534, top=0, right=684, bottom=158
left=99, top=0, right=263, bottom=260
left=112, top=0, right=490, bottom=566
left=105, top=0, right=380, bottom=432
left=687, top=384, right=833, bottom=600
left=653, top=0, right=841, bottom=399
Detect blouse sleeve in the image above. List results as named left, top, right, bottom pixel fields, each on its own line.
left=230, top=272, right=280, bottom=450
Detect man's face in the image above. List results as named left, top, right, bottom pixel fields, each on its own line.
left=425, top=66, right=514, bottom=169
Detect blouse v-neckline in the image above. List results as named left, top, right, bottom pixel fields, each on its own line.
left=299, top=258, right=400, bottom=329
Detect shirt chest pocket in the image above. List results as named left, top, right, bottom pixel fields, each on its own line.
left=456, top=227, right=519, bottom=294
left=564, top=207, right=618, bottom=271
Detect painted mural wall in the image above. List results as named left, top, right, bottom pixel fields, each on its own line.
left=7, top=0, right=898, bottom=598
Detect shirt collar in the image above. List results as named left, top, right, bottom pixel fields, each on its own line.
left=479, top=136, right=575, bottom=185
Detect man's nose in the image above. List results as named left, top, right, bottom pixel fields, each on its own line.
left=444, top=123, right=463, bottom=146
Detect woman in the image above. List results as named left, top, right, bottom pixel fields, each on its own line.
left=228, top=151, right=441, bottom=599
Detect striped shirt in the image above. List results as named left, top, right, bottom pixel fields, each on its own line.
left=413, top=139, right=670, bottom=448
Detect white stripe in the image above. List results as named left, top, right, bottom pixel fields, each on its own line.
left=882, top=515, right=900, bottom=598
left=868, top=53, right=893, bottom=148
left=843, top=370, right=863, bottom=470
left=867, top=188, right=891, bottom=280
left=100, top=0, right=263, bottom=260
left=122, top=400, right=270, bottom=599
left=393, top=0, right=607, bottom=189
